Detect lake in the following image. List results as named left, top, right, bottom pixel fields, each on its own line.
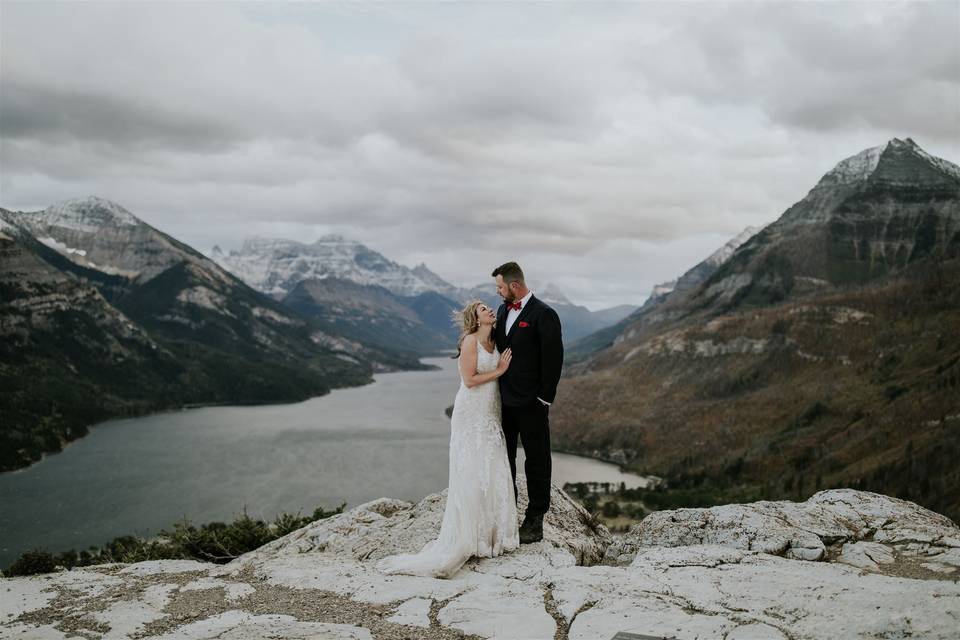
left=0, top=356, right=652, bottom=568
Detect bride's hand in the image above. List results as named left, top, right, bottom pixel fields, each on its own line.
left=496, top=348, right=512, bottom=374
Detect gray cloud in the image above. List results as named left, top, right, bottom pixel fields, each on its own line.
left=1, top=1, right=957, bottom=309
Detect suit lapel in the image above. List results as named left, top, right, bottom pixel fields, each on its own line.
left=506, top=295, right=537, bottom=346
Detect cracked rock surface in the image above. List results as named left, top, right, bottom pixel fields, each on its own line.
left=3, top=486, right=958, bottom=639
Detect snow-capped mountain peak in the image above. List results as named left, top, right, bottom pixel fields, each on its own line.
left=32, top=196, right=143, bottom=232
left=704, top=226, right=762, bottom=267
left=217, top=235, right=460, bottom=299
left=536, top=282, right=572, bottom=305
left=819, top=145, right=885, bottom=187
left=817, top=138, right=960, bottom=189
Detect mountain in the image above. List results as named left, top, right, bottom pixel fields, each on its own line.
left=0, top=220, right=185, bottom=471
left=216, top=238, right=639, bottom=348
left=0, top=197, right=422, bottom=472
left=690, top=138, right=960, bottom=311
left=282, top=278, right=458, bottom=355
left=552, top=138, right=960, bottom=521
left=459, top=280, right=640, bottom=344
left=565, top=226, right=760, bottom=364
left=213, top=236, right=460, bottom=300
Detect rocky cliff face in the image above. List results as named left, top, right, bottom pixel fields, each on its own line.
left=3, top=486, right=957, bottom=639
left=14, top=196, right=214, bottom=283
left=695, top=138, right=960, bottom=310
left=555, top=139, right=960, bottom=521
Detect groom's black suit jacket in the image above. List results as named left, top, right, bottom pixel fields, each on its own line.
left=495, top=295, right=564, bottom=407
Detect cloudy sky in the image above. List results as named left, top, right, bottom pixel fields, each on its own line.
left=2, top=1, right=958, bottom=309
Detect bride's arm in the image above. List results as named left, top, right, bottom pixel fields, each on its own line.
left=459, top=336, right=511, bottom=388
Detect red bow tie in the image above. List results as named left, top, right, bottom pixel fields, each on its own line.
left=507, top=301, right=522, bottom=311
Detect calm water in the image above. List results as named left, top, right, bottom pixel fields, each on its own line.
left=0, top=356, right=650, bottom=568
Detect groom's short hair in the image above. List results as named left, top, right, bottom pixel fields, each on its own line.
left=492, top=262, right=524, bottom=284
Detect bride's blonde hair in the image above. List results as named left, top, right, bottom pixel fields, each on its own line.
left=452, top=299, right=484, bottom=358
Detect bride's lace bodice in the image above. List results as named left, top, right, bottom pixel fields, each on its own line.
left=454, top=340, right=501, bottom=416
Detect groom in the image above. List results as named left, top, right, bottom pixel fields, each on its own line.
left=492, top=262, right=563, bottom=544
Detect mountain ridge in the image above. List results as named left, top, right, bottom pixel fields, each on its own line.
left=0, top=199, right=425, bottom=473
left=553, top=138, right=960, bottom=521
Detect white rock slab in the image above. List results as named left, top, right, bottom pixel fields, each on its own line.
left=630, top=544, right=758, bottom=569
left=255, top=553, right=466, bottom=604
left=0, top=577, right=59, bottom=620
left=386, top=597, right=431, bottom=628
left=437, top=581, right=556, bottom=640
left=91, top=592, right=172, bottom=640
left=142, top=610, right=374, bottom=639
left=837, top=541, right=895, bottom=570
left=928, top=547, right=960, bottom=568
left=605, top=488, right=960, bottom=569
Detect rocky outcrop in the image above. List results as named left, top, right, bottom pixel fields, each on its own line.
left=3, top=486, right=958, bottom=639
left=604, top=489, right=960, bottom=573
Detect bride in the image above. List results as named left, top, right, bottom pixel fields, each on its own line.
left=375, top=300, right=520, bottom=578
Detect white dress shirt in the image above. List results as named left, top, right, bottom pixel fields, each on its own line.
left=504, top=290, right=533, bottom=335
left=504, top=290, right=550, bottom=406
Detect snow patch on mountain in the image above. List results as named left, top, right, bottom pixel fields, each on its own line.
left=704, top=226, right=761, bottom=267
left=820, top=145, right=884, bottom=187
left=37, top=236, right=88, bottom=257
left=651, top=280, right=677, bottom=298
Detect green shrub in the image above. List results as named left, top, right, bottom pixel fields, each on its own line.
left=2, top=502, right=345, bottom=577
left=4, top=549, right=59, bottom=576
left=601, top=501, right=621, bottom=518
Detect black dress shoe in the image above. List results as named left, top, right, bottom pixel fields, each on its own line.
left=519, top=514, right=544, bottom=544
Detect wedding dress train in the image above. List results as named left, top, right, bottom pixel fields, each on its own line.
left=375, top=340, right=519, bottom=578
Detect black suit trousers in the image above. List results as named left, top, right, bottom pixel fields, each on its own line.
left=501, top=400, right=551, bottom=517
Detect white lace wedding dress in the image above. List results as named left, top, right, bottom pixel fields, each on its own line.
left=375, top=340, right=520, bottom=578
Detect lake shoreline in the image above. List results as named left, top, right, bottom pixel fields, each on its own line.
left=2, top=357, right=444, bottom=476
